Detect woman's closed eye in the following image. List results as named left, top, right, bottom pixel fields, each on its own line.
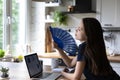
left=76, top=28, right=81, bottom=32
left=76, top=29, right=78, bottom=32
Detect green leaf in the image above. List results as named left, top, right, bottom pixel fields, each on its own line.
left=53, top=11, right=68, bottom=26
left=0, top=49, right=5, bottom=58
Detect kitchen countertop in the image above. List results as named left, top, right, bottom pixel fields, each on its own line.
left=38, top=52, right=120, bottom=63
left=107, top=55, right=120, bottom=63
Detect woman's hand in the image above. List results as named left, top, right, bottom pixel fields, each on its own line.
left=53, top=42, right=58, bottom=49
left=62, top=67, right=69, bottom=73
left=61, top=67, right=69, bottom=76
left=53, top=42, right=61, bottom=50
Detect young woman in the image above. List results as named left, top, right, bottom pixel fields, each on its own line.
left=54, top=18, right=120, bottom=80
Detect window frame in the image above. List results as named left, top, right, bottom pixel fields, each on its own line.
left=2, top=0, right=31, bottom=55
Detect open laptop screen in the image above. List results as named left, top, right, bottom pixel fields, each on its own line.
left=24, top=53, right=42, bottom=78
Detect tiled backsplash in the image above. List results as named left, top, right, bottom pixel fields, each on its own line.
left=104, top=32, right=120, bottom=55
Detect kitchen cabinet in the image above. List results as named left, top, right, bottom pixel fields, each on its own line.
left=100, top=0, right=120, bottom=28
left=110, top=62, right=120, bottom=76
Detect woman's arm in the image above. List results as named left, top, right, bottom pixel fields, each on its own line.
left=61, top=60, right=85, bottom=80
left=54, top=42, right=77, bottom=67
left=57, top=48, right=77, bottom=67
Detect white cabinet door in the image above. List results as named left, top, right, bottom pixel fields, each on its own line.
left=115, top=0, right=120, bottom=27
left=101, top=0, right=116, bottom=27
left=100, top=0, right=120, bottom=27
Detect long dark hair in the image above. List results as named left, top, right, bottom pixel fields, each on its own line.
left=83, top=18, right=112, bottom=76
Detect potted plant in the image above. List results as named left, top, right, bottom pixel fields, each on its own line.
left=13, top=55, right=23, bottom=62
left=0, top=67, right=9, bottom=78
left=52, top=11, right=68, bottom=26
left=0, top=49, right=5, bottom=58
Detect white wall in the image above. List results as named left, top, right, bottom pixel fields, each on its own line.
left=30, top=2, right=46, bottom=54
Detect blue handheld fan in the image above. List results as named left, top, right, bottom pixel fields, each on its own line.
left=49, top=26, right=77, bottom=56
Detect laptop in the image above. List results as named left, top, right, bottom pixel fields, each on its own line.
left=24, top=53, right=61, bottom=80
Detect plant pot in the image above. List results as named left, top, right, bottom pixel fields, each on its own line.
left=1, top=72, right=9, bottom=78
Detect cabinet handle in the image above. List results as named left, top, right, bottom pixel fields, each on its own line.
left=104, top=24, right=113, bottom=26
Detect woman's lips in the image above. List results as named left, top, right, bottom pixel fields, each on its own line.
left=75, top=33, right=77, bottom=37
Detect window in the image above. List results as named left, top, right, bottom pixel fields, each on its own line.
left=11, top=0, right=25, bottom=56
left=2, top=0, right=29, bottom=56
left=0, top=0, right=3, bottom=49
left=12, top=0, right=19, bottom=53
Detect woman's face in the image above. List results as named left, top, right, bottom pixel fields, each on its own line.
left=75, top=20, right=87, bottom=41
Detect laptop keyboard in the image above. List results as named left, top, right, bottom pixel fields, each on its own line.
left=41, top=73, right=61, bottom=80
left=37, top=73, right=51, bottom=79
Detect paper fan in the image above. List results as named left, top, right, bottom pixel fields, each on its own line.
left=49, top=26, right=77, bottom=56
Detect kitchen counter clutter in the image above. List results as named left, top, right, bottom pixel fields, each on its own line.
left=38, top=52, right=120, bottom=63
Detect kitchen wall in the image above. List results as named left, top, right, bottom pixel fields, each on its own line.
left=29, top=1, right=120, bottom=66
left=30, top=1, right=120, bottom=55
left=60, top=14, right=120, bottom=55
